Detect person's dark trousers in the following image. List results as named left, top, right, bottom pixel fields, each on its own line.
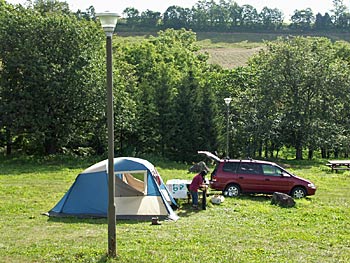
left=190, top=190, right=199, bottom=208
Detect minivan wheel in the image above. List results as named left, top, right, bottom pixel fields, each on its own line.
left=223, top=184, right=241, bottom=197
left=290, top=187, right=306, bottom=199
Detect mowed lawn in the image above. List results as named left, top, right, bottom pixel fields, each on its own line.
left=0, top=156, right=349, bottom=263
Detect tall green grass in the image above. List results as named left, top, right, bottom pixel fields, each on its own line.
left=0, top=155, right=349, bottom=262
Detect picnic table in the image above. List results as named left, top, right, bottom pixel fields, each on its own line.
left=326, top=160, right=350, bottom=172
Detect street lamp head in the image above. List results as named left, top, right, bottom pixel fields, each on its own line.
left=224, top=97, right=232, bottom=106
left=96, top=11, right=119, bottom=37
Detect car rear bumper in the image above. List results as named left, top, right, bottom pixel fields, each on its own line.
left=209, top=180, right=227, bottom=191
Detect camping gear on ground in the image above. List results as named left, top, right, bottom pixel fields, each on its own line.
left=151, top=217, right=161, bottom=225
left=210, top=195, right=225, bottom=205
left=48, top=157, right=179, bottom=221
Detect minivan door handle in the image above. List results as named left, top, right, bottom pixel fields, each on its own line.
left=239, top=176, right=244, bottom=179
left=265, top=178, right=270, bottom=181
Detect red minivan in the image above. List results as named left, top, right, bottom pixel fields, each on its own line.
left=199, top=151, right=316, bottom=198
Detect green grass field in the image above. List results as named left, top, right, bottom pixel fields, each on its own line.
left=0, top=155, right=349, bottom=263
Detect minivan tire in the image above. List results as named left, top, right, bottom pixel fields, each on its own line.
left=290, top=186, right=306, bottom=199
left=223, top=184, right=241, bottom=197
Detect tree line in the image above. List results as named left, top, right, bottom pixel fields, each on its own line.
left=1, top=0, right=350, bottom=161
left=105, top=0, right=350, bottom=32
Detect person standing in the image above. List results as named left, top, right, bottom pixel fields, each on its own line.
left=189, top=170, right=207, bottom=209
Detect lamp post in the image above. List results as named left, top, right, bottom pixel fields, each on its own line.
left=224, top=97, right=232, bottom=158
left=96, top=11, right=118, bottom=258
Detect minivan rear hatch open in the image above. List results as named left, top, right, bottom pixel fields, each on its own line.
left=198, top=151, right=221, bottom=162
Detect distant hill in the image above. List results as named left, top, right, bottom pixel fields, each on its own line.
left=196, top=32, right=350, bottom=69
left=118, top=31, right=350, bottom=69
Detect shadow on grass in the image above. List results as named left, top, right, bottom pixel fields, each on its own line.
left=46, top=216, right=158, bottom=225
left=176, top=193, right=274, bottom=217
left=47, top=216, right=107, bottom=225
left=238, top=194, right=272, bottom=202
left=176, top=202, right=207, bottom=217
left=46, top=215, right=177, bottom=225
left=96, top=254, right=109, bottom=263
left=96, top=254, right=125, bottom=263
left=0, top=154, right=100, bottom=175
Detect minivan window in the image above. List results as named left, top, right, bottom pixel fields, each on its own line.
left=222, top=162, right=238, bottom=173
left=238, top=163, right=261, bottom=174
left=262, top=164, right=282, bottom=176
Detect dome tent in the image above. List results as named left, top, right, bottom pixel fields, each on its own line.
left=48, top=157, right=178, bottom=221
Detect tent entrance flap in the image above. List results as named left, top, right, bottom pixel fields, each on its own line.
left=115, top=176, right=144, bottom=196
left=123, top=173, right=144, bottom=193
left=116, top=170, right=147, bottom=193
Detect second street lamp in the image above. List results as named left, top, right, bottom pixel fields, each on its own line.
left=224, top=97, right=232, bottom=158
left=96, top=11, right=118, bottom=258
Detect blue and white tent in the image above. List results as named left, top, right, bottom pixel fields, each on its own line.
left=48, top=157, right=179, bottom=221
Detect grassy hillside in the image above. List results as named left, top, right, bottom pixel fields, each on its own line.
left=196, top=31, right=350, bottom=69
left=118, top=31, right=350, bottom=69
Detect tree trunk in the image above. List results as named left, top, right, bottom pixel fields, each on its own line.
left=275, top=149, right=279, bottom=159
left=6, top=128, right=12, bottom=155
left=295, top=134, right=303, bottom=160
left=44, top=139, right=58, bottom=154
left=270, top=143, right=274, bottom=158
left=308, top=149, right=313, bottom=160
left=334, top=149, right=339, bottom=159
left=258, top=140, right=262, bottom=157
left=296, top=146, right=303, bottom=160
left=264, top=142, right=268, bottom=158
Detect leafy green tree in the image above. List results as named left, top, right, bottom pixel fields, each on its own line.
left=170, top=70, right=199, bottom=161
left=227, top=0, right=242, bottom=28
left=140, top=10, right=161, bottom=28
left=337, top=13, right=350, bottom=29
left=240, top=4, right=259, bottom=29
left=259, top=7, right=284, bottom=30
left=168, top=67, right=219, bottom=161
left=123, top=7, right=140, bottom=28
left=116, top=29, right=220, bottom=161
left=163, top=5, right=191, bottom=29
left=75, top=6, right=96, bottom=21
left=214, top=0, right=233, bottom=30
left=206, top=0, right=226, bottom=30
left=32, top=0, right=70, bottom=14
left=249, top=37, right=348, bottom=159
left=191, top=0, right=210, bottom=30
left=290, top=8, right=314, bottom=30
left=314, top=12, right=333, bottom=30
left=331, top=0, right=348, bottom=26
left=0, top=4, right=105, bottom=154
